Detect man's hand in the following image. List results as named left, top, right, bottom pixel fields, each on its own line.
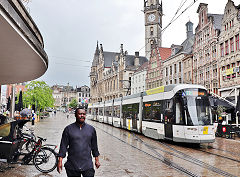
left=57, top=157, right=63, bottom=173
left=95, top=156, right=100, bottom=169
left=95, top=160, right=100, bottom=169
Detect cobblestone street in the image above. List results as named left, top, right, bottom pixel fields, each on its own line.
left=1, top=112, right=240, bottom=177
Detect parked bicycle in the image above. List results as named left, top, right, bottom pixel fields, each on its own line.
left=21, top=136, right=58, bottom=173
left=0, top=119, right=58, bottom=173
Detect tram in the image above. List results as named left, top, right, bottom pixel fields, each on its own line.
left=88, top=84, right=215, bottom=143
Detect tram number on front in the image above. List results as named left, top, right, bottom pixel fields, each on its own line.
left=203, top=126, right=208, bottom=134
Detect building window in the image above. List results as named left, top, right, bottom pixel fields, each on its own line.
left=225, top=41, right=229, bottom=55
left=179, top=62, right=181, bottom=72
left=220, top=43, right=224, bottom=57
left=166, top=67, right=168, bottom=76
left=212, top=45, right=216, bottom=58
left=170, top=66, right=172, bottom=75
left=236, top=34, right=239, bottom=50
left=174, top=64, right=177, bottom=74
left=230, top=37, right=234, bottom=52
left=150, top=27, right=154, bottom=35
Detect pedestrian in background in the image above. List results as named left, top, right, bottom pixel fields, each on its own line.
left=31, top=111, right=35, bottom=125
left=57, top=107, right=100, bottom=177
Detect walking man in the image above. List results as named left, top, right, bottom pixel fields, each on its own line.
left=57, top=107, right=100, bottom=177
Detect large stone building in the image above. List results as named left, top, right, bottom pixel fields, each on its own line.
left=144, top=0, right=163, bottom=59
left=218, top=0, right=240, bottom=102
left=163, top=21, right=195, bottom=86
left=192, top=3, right=223, bottom=94
left=52, top=85, right=90, bottom=109
left=90, top=44, right=147, bottom=103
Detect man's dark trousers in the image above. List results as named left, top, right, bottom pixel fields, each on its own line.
left=66, top=168, right=95, bottom=177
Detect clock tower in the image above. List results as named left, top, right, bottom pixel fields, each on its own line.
left=144, top=0, right=163, bottom=59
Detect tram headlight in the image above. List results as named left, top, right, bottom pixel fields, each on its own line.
left=187, top=128, right=197, bottom=131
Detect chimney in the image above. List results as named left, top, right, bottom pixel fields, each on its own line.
left=100, top=44, right=103, bottom=52
left=120, top=44, right=124, bottom=54
left=134, top=52, right=140, bottom=66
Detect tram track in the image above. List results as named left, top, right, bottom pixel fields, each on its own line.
left=94, top=124, right=200, bottom=177
left=207, top=146, right=240, bottom=157
left=197, top=149, right=240, bottom=163
left=91, top=120, right=237, bottom=177
left=145, top=139, right=237, bottom=177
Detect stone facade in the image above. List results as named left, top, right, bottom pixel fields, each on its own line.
left=51, top=85, right=90, bottom=109
left=144, top=0, right=162, bottom=59
left=131, top=61, right=148, bottom=94
left=90, top=43, right=147, bottom=103
left=192, top=3, right=223, bottom=94
left=218, top=0, right=240, bottom=100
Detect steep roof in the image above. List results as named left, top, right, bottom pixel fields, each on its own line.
left=208, top=14, right=223, bottom=30
left=179, top=34, right=195, bottom=54
left=158, top=47, right=171, bottom=60
left=134, top=61, right=148, bottom=73
left=102, top=51, right=147, bottom=69
left=103, top=52, right=119, bottom=67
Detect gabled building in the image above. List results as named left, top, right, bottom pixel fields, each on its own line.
left=90, top=43, right=148, bottom=103
left=192, top=3, right=223, bottom=94
left=163, top=21, right=195, bottom=86
left=146, top=46, right=171, bottom=89
left=218, top=0, right=240, bottom=101
left=131, top=61, right=148, bottom=94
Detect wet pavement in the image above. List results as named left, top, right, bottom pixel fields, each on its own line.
left=0, top=112, right=240, bottom=177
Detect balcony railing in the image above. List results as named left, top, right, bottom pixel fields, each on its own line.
left=0, top=0, right=48, bottom=65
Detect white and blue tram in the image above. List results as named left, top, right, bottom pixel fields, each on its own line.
left=88, top=84, right=215, bottom=143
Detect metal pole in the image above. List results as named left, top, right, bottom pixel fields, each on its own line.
left=236, top=87, right=239, bottom=127
left=10, top=84, right=15, bottom=118
left=138, top=92, right=143, bottom=133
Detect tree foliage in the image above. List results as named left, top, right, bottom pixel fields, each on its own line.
left=69, top=98, right=78, bottom=109
left=22, top=81, right=54, bottom=111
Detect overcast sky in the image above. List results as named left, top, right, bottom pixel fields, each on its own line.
left=24, top=0, right=240, bottom=87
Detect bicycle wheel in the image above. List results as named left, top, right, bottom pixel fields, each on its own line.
left=33, top=147, right=58, bottom=173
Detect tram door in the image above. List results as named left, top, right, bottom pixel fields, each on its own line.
left=122, top=105, right=127, bottom=128
left=132, top=113, right=137, bottom=131
left=164, top=100, right=173, bottom=140
left=132, top=104, right=138, bottom=131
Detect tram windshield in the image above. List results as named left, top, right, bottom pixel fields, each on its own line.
left=182, top=89, right=212, bottom=126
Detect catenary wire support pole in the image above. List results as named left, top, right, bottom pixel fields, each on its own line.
left=10, top=84, right=15, bottom=118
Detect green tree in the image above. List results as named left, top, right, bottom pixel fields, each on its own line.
left=23, top=81, right=54, bottom=111
left=69, top=98, right=78, bottom=109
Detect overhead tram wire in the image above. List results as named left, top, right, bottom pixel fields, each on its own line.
left=50, top=55, right=91, bottom=63
left=162, top=0, right=200, bottom=33
left=137, top=0, right=199, bottom=53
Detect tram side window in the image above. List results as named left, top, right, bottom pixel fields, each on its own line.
left=99, top=108, right=103, bottom=116
left=175, top=102, right=185, bottom=125
left=105, top=107, right=111, bottom=116
left=113, top=105, right=120, bottom=118
left=164, top=99, right=174, bottom=123
left=143, top=102, right=152, bottom=120
left=122, top=104, right=139, bottom=119
left=122, top=105, right=130, bottom=119
left=88, top=108, right=91, bottom=115
left=152, top=101, right=163, bottom=122
left=132, top=103, right=139, bottom=120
